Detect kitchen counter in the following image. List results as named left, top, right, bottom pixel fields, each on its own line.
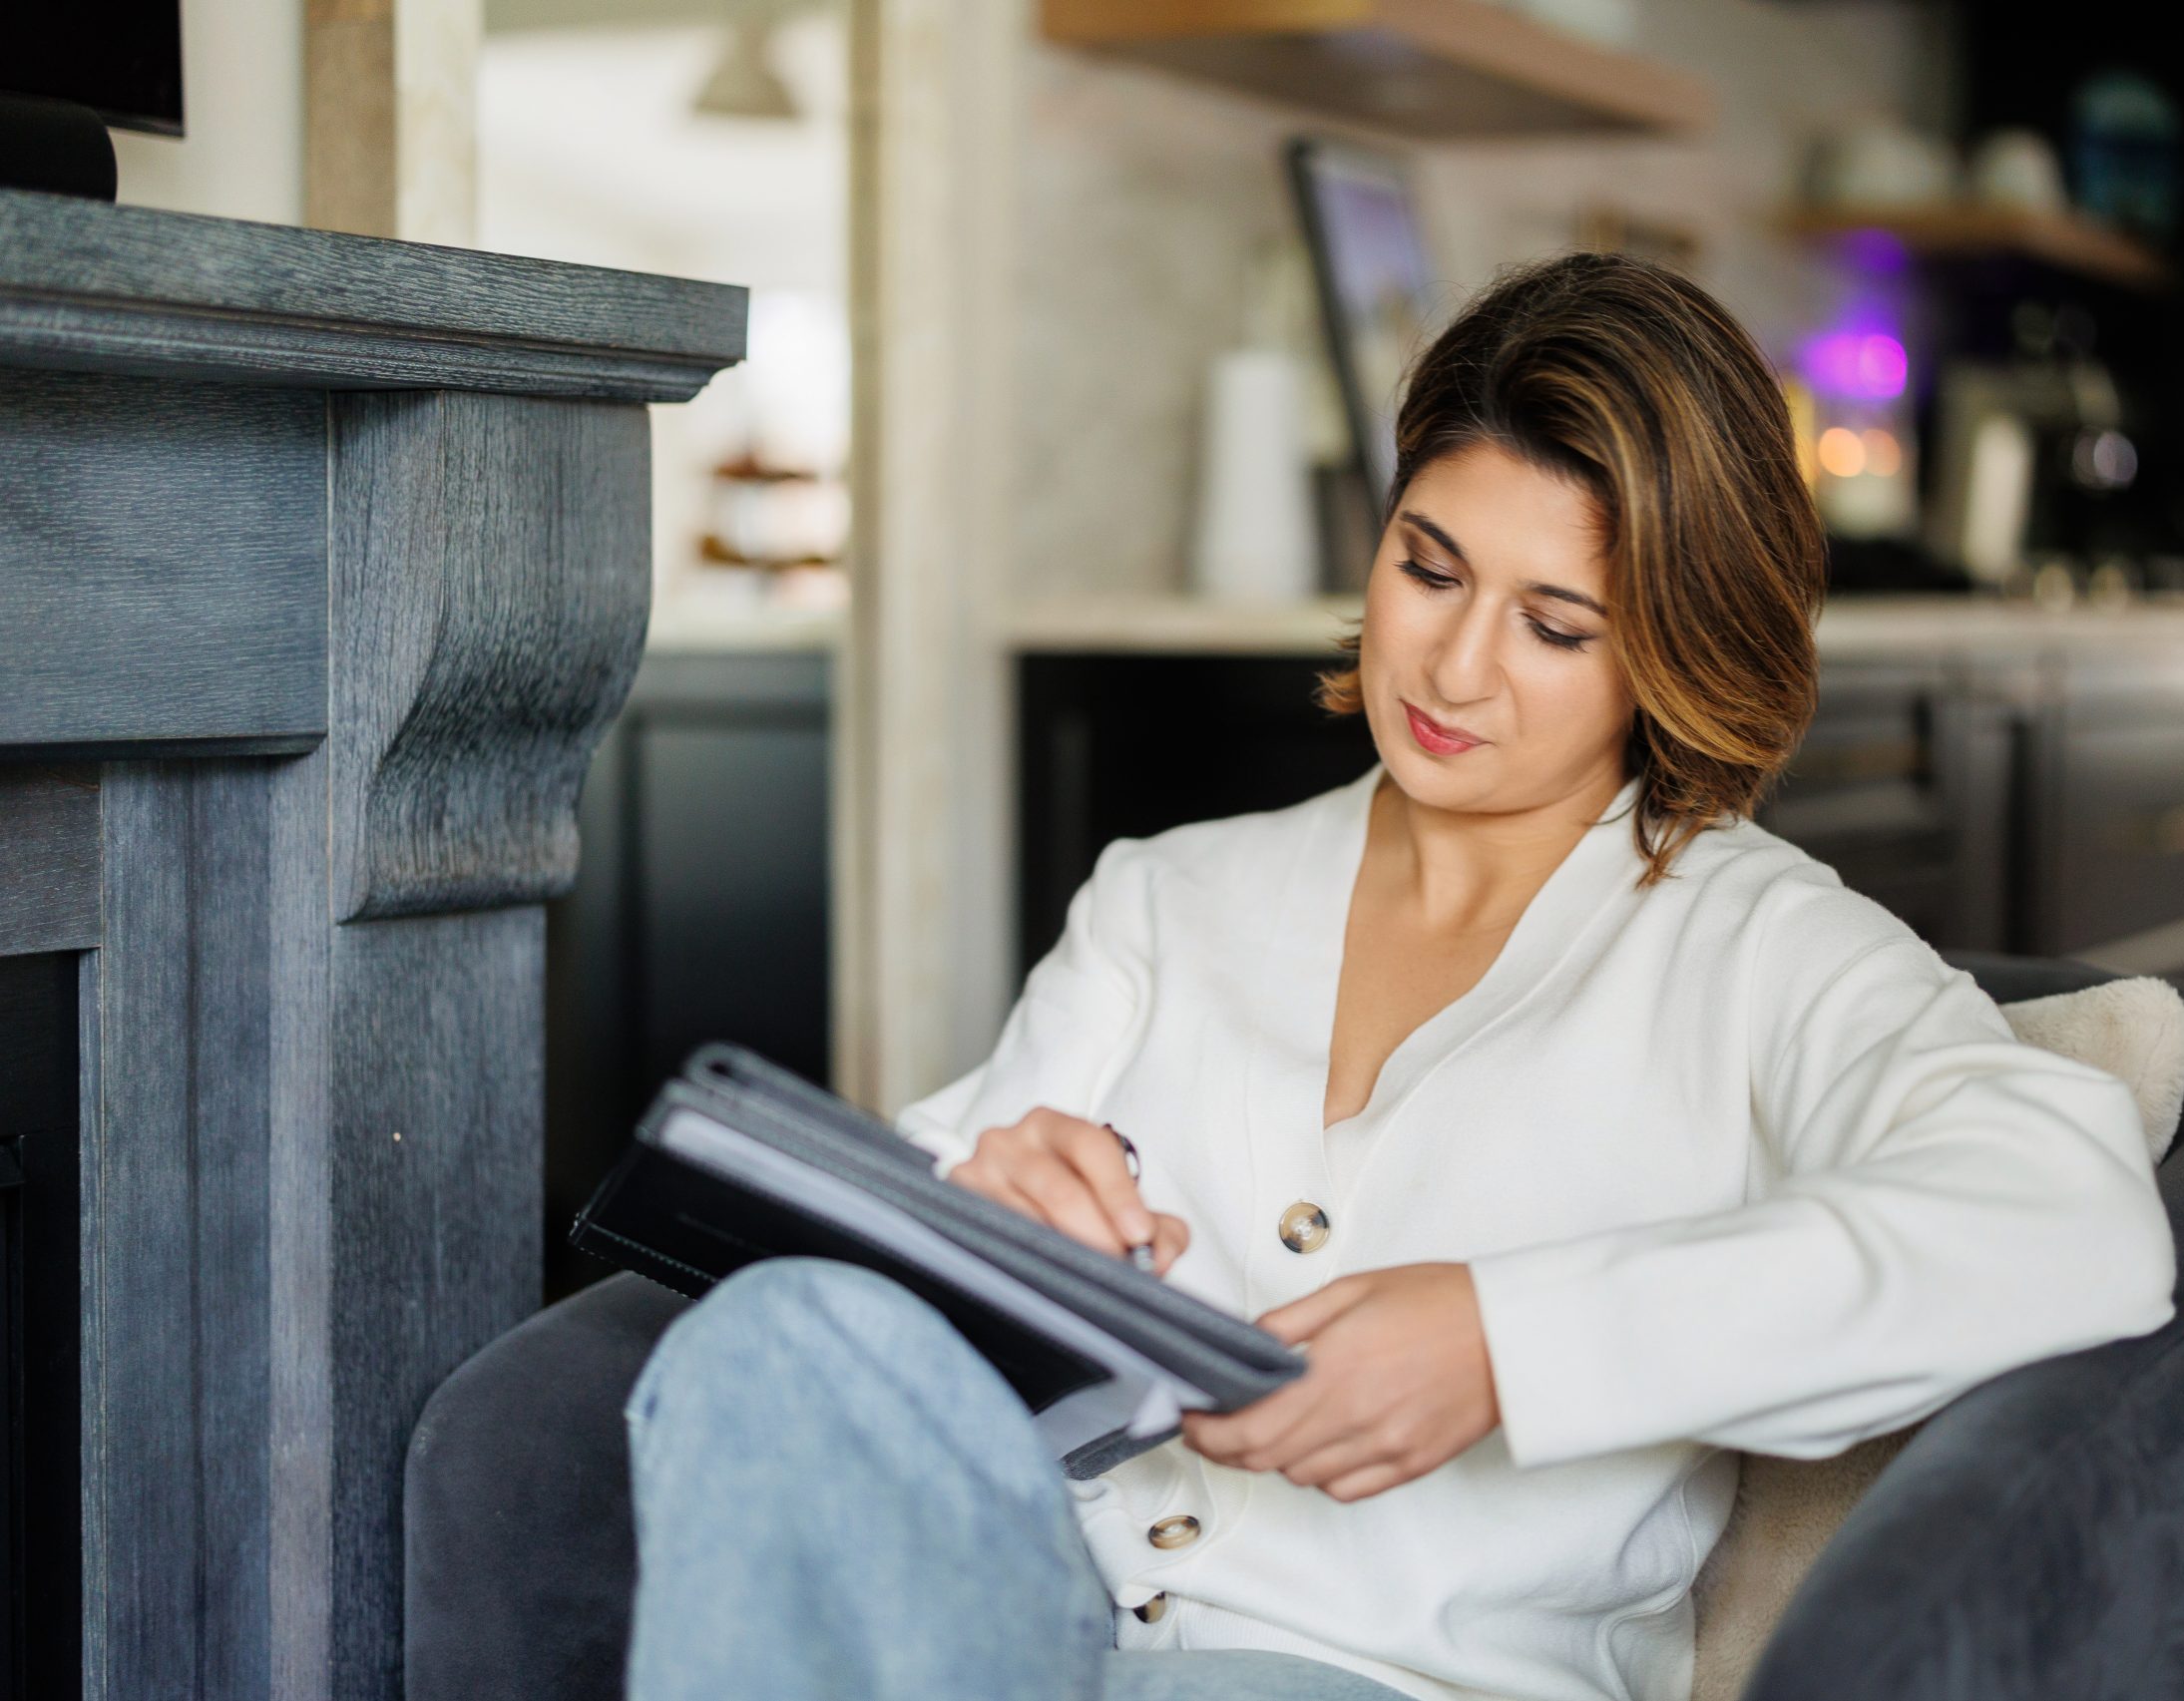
left=640, top=587, right=2184, bottom=659
left=1003, top=591, right=2184, bottom=656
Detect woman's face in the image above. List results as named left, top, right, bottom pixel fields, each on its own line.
left=1358, top=442, right=1636, bottom=816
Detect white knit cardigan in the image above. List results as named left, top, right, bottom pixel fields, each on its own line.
left=895, top=763, right=2177, bottom=1701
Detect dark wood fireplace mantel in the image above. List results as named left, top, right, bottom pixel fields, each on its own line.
left=0, top=186, right=746, bottom=1701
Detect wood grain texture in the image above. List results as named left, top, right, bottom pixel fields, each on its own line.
left=78, top=753, right=555, bottom=1701
left=328, top=907, right=544, bottom=1698
left=0, top=764, right=100, bottom=955
left=1040, top=0, right=1716, bottom=137
left=87, top=763, right=278, bottom=1701
left=266, top=746, right=334, bottom=1701
left=0, top=186, right=745, bottom=401
left=329, top=390, right=652, bottom=922
left=0, top=198, right=723, bottom=1699
left=0, top=371, right=326, bottom=755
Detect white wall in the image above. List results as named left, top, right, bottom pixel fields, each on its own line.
left=476, top=16, right=850, bottom=598
left=476, top=19, right=847, bottom=293
left=112, top=0, right=305, bottom=223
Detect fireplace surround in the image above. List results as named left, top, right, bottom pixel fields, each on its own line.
left=0, top=187, right=744, bottom=1701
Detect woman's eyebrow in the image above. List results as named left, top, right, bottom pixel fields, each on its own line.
left=1398, top=510, right=1608, bottom=619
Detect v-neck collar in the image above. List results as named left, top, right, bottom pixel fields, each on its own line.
left=1309, top=761, right=1646, bottom=1137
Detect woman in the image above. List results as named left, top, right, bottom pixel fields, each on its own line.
left=621, top=252, right=2176, bottom=1701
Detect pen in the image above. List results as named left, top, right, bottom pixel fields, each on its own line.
left=1105, top=1122, right=1156, bottom=1275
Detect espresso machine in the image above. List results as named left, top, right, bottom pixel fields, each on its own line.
left=1925, top=304, right=2142, bottom=592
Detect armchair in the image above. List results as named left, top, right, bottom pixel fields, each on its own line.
left=405, top=952, right=2184, bottom=1701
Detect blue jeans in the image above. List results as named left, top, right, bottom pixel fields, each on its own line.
left=623, top=1256, right=1414, bottom=1700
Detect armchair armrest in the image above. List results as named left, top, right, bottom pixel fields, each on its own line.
left=1740, top=1160, right=2184, bottom=1701
left=405, top=1272, right=690, bottom=1701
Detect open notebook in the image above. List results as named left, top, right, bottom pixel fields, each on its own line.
left=571, top=1043, right=1306, bottom=1479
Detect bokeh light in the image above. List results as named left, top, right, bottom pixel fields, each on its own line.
left=1818, top=427, right=1866, bottom=478
left=1802, top=330, right=1909, bottom=399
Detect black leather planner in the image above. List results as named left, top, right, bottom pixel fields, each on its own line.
left=571, top=1043, right=1306, bottom=1478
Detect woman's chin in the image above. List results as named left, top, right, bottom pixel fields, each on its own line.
left=1381, top=740, right=1497, bottom=803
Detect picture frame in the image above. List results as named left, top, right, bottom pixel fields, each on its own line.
left=1285, top=136, right=1440, bottom=519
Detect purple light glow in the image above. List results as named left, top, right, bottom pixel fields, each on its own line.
left=1839, top=229, right=1913, bottom=275
left=1801, top=331, right=1908, bottom=399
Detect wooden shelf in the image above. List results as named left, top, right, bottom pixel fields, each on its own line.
left=1783, top=204, right=2171, bottom=290
left=1041, top=0, right=1714, bottom=139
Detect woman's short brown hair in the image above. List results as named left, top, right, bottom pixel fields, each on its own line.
left=1315, top=249, right=1825, bottom=889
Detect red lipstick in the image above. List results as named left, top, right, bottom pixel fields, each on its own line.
left=1404, top=702, right=1487, bottom=755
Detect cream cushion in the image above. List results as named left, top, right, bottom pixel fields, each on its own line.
left=1688, top=974, right=2184, bottom=1701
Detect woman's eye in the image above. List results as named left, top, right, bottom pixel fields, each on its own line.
left=1401, top=560, right=1593, bottom=651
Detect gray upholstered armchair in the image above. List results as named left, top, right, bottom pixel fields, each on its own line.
left=404, top=951, right=2184, bottom=1701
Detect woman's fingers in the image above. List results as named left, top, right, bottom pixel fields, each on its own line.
left=950, top=1141, right=1110, bottom=1246
left=955, top=1165, right=1045, bottom=1224
left=1320, top=1460, right=1416, bottom=1503
left=949, top=1108, right=1185, bottom=1268
left=1149, top=1210, right=1190, bottom=1276
left=1270, top=1428, right=1385, bottom=1491
left=1053, top=1117, right=1157, bottom=1247
left=1009, top=1148, right=1130, bottom=1255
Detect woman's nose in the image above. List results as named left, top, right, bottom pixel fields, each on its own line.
left=1424, top=603, right=1505, bottom=698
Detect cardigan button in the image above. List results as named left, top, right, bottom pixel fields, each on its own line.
left=1147, top=1514, right=1200, bottom=1549
left=1278, top=1199, right=1330, bottom=1254
left=1132, top=1591, right=1169, bottom=1622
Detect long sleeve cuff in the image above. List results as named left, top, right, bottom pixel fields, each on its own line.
left=1468, top=925, right=2179, bottom=1474
left=1469, top=1101, right=2176, bottom=1472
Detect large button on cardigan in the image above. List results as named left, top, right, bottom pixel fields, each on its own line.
left=894, top=763, right=2176, bottom=1701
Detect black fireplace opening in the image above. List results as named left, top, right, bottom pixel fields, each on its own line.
left=1, top=950, right=82, bottom=1701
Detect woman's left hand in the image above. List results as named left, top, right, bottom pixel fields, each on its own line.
left=1177, top=1263, right=1501, bottom=1502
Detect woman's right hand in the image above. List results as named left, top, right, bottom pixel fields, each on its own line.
left=947, top=1107, right=1190, bottom=1276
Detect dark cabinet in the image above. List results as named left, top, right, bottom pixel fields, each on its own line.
left=1750, top=656, right=2018, bottom=955
left=545, top=649, right=832, bottom=1300
left=1017, top=654, right=1376, bottom=978
left=2030, top=653, right=2184, bottom=957
left=1015, top=644, right=2176, bottom=981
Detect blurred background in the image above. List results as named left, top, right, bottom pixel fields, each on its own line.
left=66, top=0, right=2184, bottom=1297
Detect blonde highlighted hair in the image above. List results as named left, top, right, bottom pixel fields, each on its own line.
left=1315, top=250, right=1826, bottom=889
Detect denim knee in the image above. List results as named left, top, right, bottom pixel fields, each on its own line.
left=623, top=1254, right=1056, bottom=1497
left=624, top=1258, right=930, bottom=1452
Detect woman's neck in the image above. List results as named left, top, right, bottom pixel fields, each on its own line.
left=1368, top=763, right=1626, bottom=935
